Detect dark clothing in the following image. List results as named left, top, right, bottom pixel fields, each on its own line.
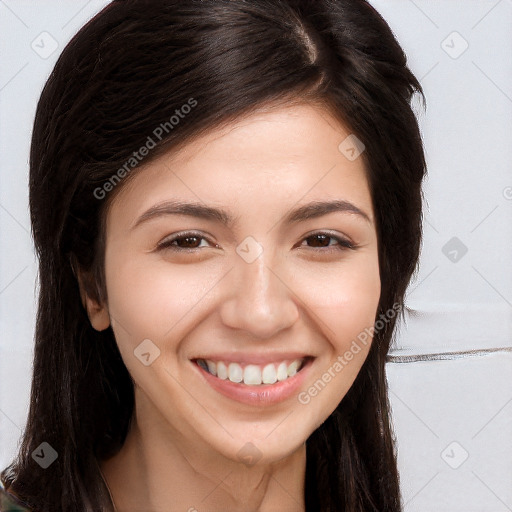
left=0, top=481, right=31, bottom=512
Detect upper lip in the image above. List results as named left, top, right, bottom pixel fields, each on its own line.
left=192, top=352, right=314, bottom=365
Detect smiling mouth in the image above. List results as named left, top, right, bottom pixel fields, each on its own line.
left=193, top=357, right=313, bottom=386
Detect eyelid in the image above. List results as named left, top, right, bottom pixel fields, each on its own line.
left=297, top=235, right=357, bottom=254
left=156, top=230, right=217, bottom=250
left=299, top=229, right=355, bottom=249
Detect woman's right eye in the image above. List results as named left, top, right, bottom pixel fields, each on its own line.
left=156, top=232, right=216, bottom=251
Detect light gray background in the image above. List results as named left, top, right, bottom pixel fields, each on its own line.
left=1, top=1, right=511, bottom=510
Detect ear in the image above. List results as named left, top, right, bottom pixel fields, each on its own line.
left=72, top=259, right=110, bottom=332
left=82, top=288, right=111, bottom=332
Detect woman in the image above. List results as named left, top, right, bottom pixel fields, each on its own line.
left=0, top=0, right=426, bottom=510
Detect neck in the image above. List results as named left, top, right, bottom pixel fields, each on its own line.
left=100, top=404, right=306, bottom=512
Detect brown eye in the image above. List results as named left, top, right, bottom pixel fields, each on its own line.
left=173, top=236, right=202, bottom=249
left=300, top=232, right=355, bottom=251
left=157, top=232, right=214, bottom=251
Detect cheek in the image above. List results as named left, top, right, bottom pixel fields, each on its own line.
left=292, top=254, right=381, bottom=347
left=104, top=254, right=207, bottom=341
left=294, top=257, right=380, bottom=412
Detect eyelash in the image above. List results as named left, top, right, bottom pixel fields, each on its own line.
left=156, top=231, right=357, bottom=253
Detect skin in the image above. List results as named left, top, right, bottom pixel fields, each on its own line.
left=81, top=103, right=381, bottom=512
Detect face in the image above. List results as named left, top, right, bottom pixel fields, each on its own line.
left=88, top=102, right=381, bottom=465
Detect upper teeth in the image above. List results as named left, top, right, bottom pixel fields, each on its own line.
left=197, top=358, right=304, bottom=385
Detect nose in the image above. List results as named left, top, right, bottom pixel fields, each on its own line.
left=219, top=254, right=300, bottom=340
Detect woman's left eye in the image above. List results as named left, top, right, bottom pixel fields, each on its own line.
left=298, top=232, right=355, bottom=252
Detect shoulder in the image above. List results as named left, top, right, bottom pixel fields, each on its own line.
left=0, top=481, right=32, bottom=512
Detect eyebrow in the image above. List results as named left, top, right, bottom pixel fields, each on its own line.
left=131, top=198, right=372, bottom=231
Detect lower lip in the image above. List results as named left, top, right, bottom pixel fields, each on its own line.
left=192, top=358, right=314, bottom=406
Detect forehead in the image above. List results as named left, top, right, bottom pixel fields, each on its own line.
left=107, top=103, right=374, bottom=229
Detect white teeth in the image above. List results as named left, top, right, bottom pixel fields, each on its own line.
left=287, top=360, right=300, bottom=377
left=217, top=361, right=228, bottom=380
left=228, top=362, right=243, bottom=383
left=243, top=364, right=262, bottom=385
left=261, top=363, right=277, bottom=384
left=198, top=358, right=306, bottom=386
left=276, top=362, right=288, bottom=381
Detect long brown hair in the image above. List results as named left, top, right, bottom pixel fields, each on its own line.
left=1, top=1, right=426, bottom=510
